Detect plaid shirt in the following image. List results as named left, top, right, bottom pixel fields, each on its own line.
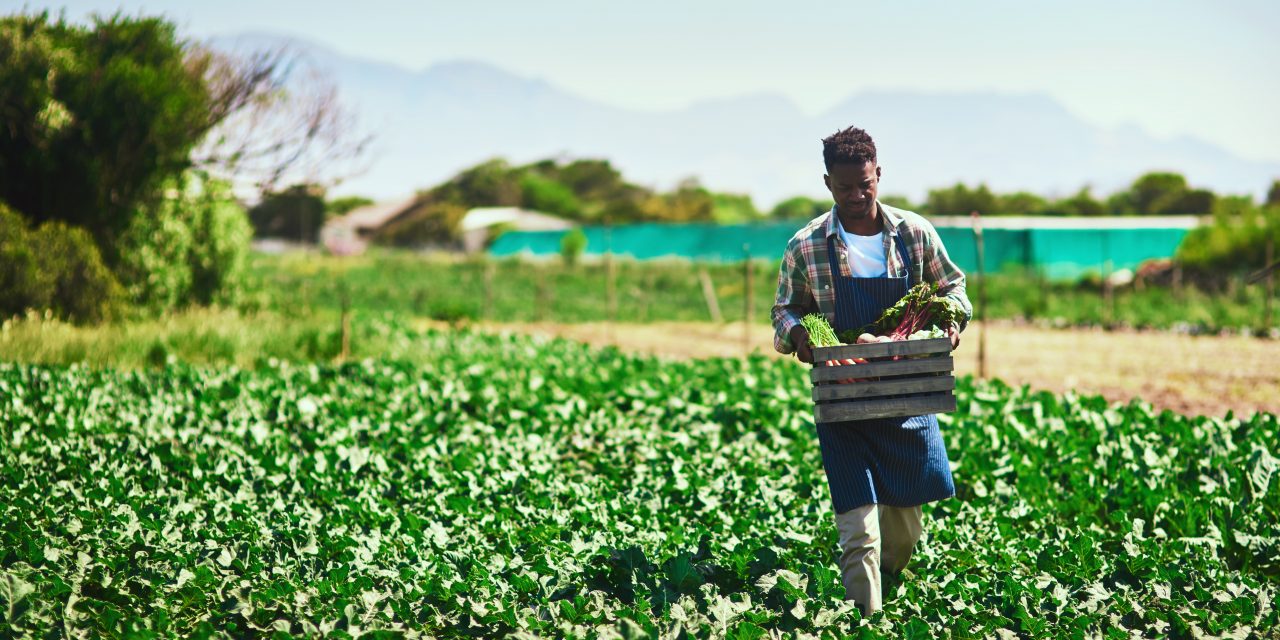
left=771, top=203, right=973, bottom=354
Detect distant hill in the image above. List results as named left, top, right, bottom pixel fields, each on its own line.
left=212, top=32, right=1280, bottom=207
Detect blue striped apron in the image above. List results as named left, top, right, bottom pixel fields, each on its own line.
left=817, top=234, right=955, bottom=513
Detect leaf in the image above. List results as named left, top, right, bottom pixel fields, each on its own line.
left=663, top=554, right=701, bottom=593
left=1247, top=445, right=1279, bottom=501
left=904, top=617, right=934, bottom=640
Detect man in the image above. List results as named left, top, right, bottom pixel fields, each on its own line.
left=771, top=126, right=972, bottom=614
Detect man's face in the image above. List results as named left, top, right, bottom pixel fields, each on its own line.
left=824, top=161, right=881, bottom=219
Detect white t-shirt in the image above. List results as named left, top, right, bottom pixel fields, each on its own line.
left=836, top=223, right=888, bottom=277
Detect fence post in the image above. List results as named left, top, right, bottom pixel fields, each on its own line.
left=483, top=259, right=495, bottom=321
left=743, top=244, right=753, bottom=356
left=699, top=268, right=724, bottom=324
left=1103, top=259, right=1114, bottom=327
left=1267, top=236, right=1275, bottom=332
left=536, top=276, right=549, bottom=323
left=605, top=223, right=616, bottom=344
left=339, top=280, right=351, bottom=362
left=971, top=211, right=986, bottom=380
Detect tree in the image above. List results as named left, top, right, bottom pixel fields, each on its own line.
left=1046, top=187, right=1106, bottom=216
left=0, top=12, right=214, bottom=251
left=433, top=158, right=523, bottom=208
left=326, top=195, right=374, bottom=217
left=1, top=10, right=366, bottom=313
left=924, top=183, right=999, bottom=215
left=560, top=228, right=588, bottom=267
left=770, top=196, right=830, bottom=220
left=710, top=192, right=761, bottom=224
left=1268, top=180, right=1280, bottom=208
left=372, top=199, right=468, bottom=248
left=116, top=171, right=252, bottom=308
left=191, top=46, right=371, bottom=194
left=520, top=173, right=581, bottom=218
left=1, top=202, right=122, bottom=322
left=1128, top=172, right=1187, bottom=214
left=248, top=184, right=327, bottom=242
left=997, top=192, right=1048, bottom=216
left=638, top=178, right=714, bottom=222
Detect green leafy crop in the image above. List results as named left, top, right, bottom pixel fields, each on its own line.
left=0, top=329, right=1276, bottom=637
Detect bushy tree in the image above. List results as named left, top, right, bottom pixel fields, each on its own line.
left=116, top=172, right=252, bottom=309
left=924, top=183, right=999, bottom=215
left=373, top=199, right=469, bottom=247
left=1045, top=187, right=1106, bottom=216
left=560, top=228, right=588, bottom=267
left=710, top=192, right=761, bottom=224
left=1114, top=172, right=1215, bottom=215
left=0, top=202, right=122, bottom=322
left=248, top=184, right=327, bottom=242
left=0, top=12, right=213, bottom=253
left=998, top=191, right=1048, bottom=216
left=520, top=173, right=581, bottom=218
left=433, top=158, right=523, bottom=208
left=326, top=195, right=374, bottom=217
left=770, top=196, right=830, bottom=220
left=1177, top=196, right=1278, bottom=276
left=1, top=10, right=365, bottom=317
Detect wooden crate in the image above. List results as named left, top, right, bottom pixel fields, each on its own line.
left=810, top=338, right=956, bottom=422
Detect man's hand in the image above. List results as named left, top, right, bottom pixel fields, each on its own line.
left=947, top=322, right=961, bottom=350
left=790, top=325, right=814, bottom=364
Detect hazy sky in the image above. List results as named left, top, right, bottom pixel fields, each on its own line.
left=10, top=1, right=1280, bottom=162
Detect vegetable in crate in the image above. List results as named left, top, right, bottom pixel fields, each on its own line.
left=837, top=282, right=964, bottom=343
left=801, top=314, right=865, bottom=382
left=800, top=313, right=841, bottom=348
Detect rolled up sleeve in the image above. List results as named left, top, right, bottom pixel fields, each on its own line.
left=920, top=223, right=973, bottom=330
left=772, top=238, right=817, bottom=354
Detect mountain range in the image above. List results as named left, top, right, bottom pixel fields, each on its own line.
left=213, top=32, right=1280, bottom=207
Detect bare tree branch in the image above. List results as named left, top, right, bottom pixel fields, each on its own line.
left=187, top=43, right=373, bottom=195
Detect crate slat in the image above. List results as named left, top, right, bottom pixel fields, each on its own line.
left=814, top=393, right=957, bottom=423
left=811, top=338, right=951, bottom=361
left=810, top=356, right=953, bottom=383
left=812, top=375, right=955, bottom=402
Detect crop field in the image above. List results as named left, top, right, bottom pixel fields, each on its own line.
left=2, top=326, right=1277, bottom=637
left=246, top=252, right=1279, bottom=335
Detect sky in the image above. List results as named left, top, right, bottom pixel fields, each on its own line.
left=8, top=0, right=1280, bottom=163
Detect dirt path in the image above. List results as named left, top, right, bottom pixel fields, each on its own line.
left=464, top=320, right=1279, bottom=418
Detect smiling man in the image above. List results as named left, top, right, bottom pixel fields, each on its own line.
left=771, top=126, right=972, bottom=615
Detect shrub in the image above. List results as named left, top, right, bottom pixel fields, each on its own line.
left=30, top=221, right=123, bottom=322
left=116, top=171, right=252, bottom=309
left=248, top=184, right=327, bottom=242
left=187, top=178, right=253, bottom=306
left=373, top=199, right=468, bottom=247
left=0, top=203, right=49, bottom=313
left=1177, top=197, right=1279, bottom=277
left=0, top=201, right=121, bottom=322
left=560, top=228, right=588, bottom=267
left=520, top=173, right=581, bottom=218
left=0, top=12, right=213, bottom=245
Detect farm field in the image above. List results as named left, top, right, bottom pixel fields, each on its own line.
left=5, top=309, right=1277, bottom=418
left=448, top=319, right=1280, bottom=419
left=2, top=328, right=1277, bottom=637
left=246, top=252, right=1280, bottom=335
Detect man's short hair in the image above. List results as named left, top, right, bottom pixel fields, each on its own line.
left=822, top=126, right=877, bottom=170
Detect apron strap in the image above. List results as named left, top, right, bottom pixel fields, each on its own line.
left=892, top=232, right=912, bottom=287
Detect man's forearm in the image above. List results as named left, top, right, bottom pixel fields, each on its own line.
left=772, top=306, right=803, bottom=354
left=937, top=279, right=973, bottom=331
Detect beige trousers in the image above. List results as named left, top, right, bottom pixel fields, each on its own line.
left=834, top=503, right=923, bottom=614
